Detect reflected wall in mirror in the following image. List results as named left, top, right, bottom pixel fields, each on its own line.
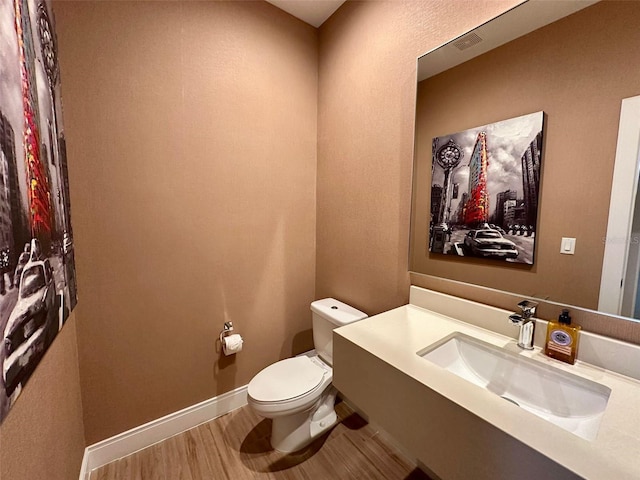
left=410, top=1, right=640, bottom=320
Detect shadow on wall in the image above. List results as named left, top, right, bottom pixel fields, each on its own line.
left=211, top=216, right=316, bottom=397
left=287, top=329, right=314, bottom=358
left=212, top=290, right=238, bottom=396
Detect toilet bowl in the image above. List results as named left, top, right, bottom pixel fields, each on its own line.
left=248, top=354, right=337, bottom=453
left=247, top=298, right=367, bottom=453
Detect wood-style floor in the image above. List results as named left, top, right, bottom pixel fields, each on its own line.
left=89, top=401, right=432, bottom=479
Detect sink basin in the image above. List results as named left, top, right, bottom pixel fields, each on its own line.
left=418, top=332, right=611, bottom=441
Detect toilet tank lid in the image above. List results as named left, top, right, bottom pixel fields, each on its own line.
left=310, top=298, right=368, bottom=326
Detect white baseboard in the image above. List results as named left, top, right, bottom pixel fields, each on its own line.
left=79, top=385, right=248, bottom=480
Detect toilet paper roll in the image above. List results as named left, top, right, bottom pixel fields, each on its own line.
left=222, top=333, right=243, bottom=356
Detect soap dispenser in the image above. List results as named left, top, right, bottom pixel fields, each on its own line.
left=544, top=309, right=580, bottom=364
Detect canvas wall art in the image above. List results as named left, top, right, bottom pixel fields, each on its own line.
left=0, top=0, right=76, bottom=423
left=429, top=111, right=544, bottom=265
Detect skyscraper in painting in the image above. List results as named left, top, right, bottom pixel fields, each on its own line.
left=495, top=189, right=517, bottom=229
left=464, top=132, right=490, bottom=226
left=521, top=131, right=543, bottom=229
left=430, top=184, right=442, bottom=223
left=15, top=0, right=53, bottom=241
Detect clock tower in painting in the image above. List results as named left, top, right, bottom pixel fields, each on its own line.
left=434, top=139, right=463, bottom=223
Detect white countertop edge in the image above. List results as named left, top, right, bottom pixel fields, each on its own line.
left=335, top=289, right=640, bottom=479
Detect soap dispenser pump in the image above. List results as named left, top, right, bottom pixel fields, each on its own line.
left=544, top=309, right=581, bottom=364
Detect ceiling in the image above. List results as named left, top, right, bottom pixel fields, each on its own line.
left=266, top=0, right=346, bottom=28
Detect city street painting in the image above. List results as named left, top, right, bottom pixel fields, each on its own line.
left=429, top=111, right=544, bottom=265
left=0, top=0, right=77, bottom=424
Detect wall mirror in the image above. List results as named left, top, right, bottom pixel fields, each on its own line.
left=410, top=0, right=640, bottom=323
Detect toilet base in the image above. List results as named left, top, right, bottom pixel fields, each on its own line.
left=270, top=386, right=338, bottom=453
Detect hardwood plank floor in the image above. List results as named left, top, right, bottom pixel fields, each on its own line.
left=89, top=401, right=432, bottom=479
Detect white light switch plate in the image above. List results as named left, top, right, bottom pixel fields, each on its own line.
left=561, top=237, right=576, bottom=254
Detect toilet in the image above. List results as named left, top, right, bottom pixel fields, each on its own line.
left=247, top=298, right=367, bottom=453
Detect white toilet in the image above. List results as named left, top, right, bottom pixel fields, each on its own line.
left=247, top=298, right=367, bottom=453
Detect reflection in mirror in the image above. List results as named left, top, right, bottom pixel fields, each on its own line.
left=410, top=1, right=640, bottom=323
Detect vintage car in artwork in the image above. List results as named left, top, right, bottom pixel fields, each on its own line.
left=2, top=246, right=58, bottom=398
left=463, top=229, right=519, bottom=260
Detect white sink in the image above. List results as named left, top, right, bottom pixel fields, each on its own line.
left=418, top=332, right=611, bottom=441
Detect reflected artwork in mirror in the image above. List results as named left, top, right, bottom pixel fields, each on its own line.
left=429, top=112, right=544, bottom=265
left=409, top=0, right=640, bottom=323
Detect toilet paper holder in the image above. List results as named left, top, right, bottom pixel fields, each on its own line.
left=219, top=322, right=243, bottom=356
left=219, top=321, right=234, bottom=344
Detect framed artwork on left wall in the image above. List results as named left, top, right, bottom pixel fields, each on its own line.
left=0, top=0, right=77, bottom=423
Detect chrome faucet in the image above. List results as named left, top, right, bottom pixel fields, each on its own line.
left=509, top=300, right=538, bottom=350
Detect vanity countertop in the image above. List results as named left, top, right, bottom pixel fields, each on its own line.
left=335, top=289, right=640, bottom=479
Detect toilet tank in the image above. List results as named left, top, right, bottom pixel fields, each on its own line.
left=310, top=298, right=367, bottom=365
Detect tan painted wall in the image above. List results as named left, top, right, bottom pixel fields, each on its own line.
left=412, top=2, right=640, bottom=311
left=316, top=0, right=522, bottom=315
left=0, top=314, right=85, bottom=480
left=54, top=1, right=318, bottom=444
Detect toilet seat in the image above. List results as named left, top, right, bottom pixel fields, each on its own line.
left=248, top=356, right=329, bottom=405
